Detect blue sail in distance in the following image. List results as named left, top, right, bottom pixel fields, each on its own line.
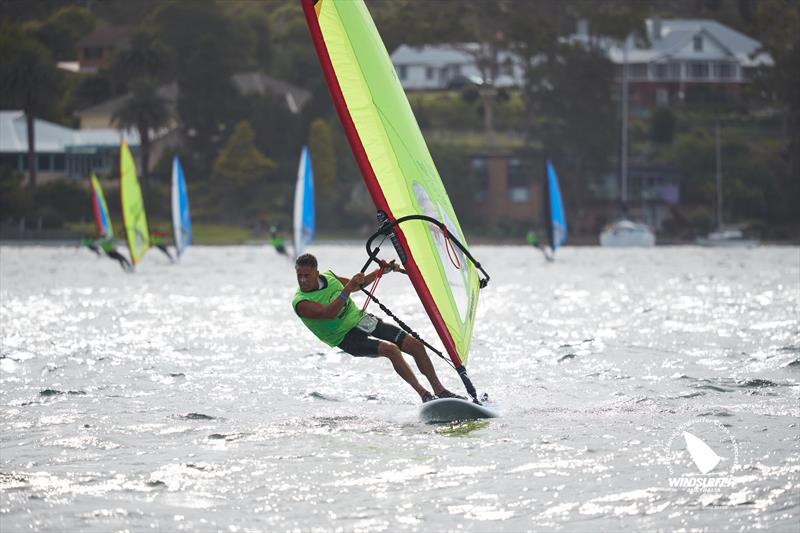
left=546, top=160, right=567, bottom=251
left=293, top=145, right=315, bottom=258
left=171, top=156, right=192, bottom=258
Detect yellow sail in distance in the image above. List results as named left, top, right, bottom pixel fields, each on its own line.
left=119, top=139, right=150, bottom=265
left=302, top=0, right=481, bottom=366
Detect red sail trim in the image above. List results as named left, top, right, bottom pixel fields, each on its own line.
left=300, top=0, right=462, bottom=367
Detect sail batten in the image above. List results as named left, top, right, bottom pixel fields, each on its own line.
left=302, top=0, right=480, bottom=366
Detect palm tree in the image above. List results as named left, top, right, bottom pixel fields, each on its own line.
left=112, top=77, right=170, bottom=202
left=0, top=26, right=61, bottom=189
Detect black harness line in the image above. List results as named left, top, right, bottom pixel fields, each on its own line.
left=357, top=211, right=490, bottom=404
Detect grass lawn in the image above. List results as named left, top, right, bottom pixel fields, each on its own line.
left=66, top=220, right=253, bottom=245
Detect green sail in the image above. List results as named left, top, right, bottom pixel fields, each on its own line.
left=119, top=140, right=150, bottom=265
left=302, top=0, right=480, bottom=366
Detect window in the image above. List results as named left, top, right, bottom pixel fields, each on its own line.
left=53, top=154, right=65, bottom=171
left=689, top=62, right=709, bottom=80
left=669, top=62, right=682, bottom=80
left=37, top=154, right=51, bottom=171
left=693, top=36, right=703, bottom=52
left=396, top=65, right=407, bottom=80
left=425, top=66, right=434, bottom=80
left=717, top=62, right=734, bottom=80
left=83, top=46, right=103, bottom=59
left=654, top=63, right=668, bottom=80
left=471, top=158, right=488, bottom=202
left=630, top=63, right=648, bottom=80
left=0, top=154, right=17, bottom=170
left=507, top=158, right=529, bottom=203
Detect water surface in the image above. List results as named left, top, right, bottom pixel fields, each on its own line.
left=1, top=244, right=798, bottom=532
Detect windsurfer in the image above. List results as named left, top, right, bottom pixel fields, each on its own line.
left=82, top=236, right=102, bottom=256
left=96, top=237, right=133, bottom=271
left=151, top=231, right=175, bottom=262
left=271, top=226, right=287, bottom=256
left=292, top=253, right=464, bottom=403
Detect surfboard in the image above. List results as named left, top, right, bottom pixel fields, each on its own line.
left=419, top=398, right=498, bottom=424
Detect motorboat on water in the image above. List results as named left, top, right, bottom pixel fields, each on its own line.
left=599, top=219, right=656, bottom=247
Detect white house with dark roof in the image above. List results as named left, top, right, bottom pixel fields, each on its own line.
left=570, top=18, right=773, bottom=106
left=0, top=111, right=139, bottom=181
left=390, top=44, right=525, bottom=91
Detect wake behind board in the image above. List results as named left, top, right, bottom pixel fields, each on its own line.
left=419, top=398, right=497, bottom=424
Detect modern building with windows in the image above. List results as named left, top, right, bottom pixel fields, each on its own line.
left=0, top=111, right=139, bottom=182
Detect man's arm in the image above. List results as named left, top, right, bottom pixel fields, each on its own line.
left=296, top=273, right=365, bottom=320
left=336, top=262, right=398, bottom=289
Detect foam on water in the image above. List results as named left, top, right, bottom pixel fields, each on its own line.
left=1, top=244, right=798, bottom=532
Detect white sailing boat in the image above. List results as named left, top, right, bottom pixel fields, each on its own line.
left=696, top=123, right=759, bottom=247
left=600, top=37, right=655, bottom=247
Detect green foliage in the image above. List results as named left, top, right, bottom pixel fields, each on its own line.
left=108, top=31, right=173, bottom=90
left=308, top=119, right=336, bottom=203
left=753, top=0, right=800, bottom=180
left=650, top=107, right=676, bottom=144
left=531, top=44, right=616, bottom=197
left=67, top=73, right=114, bottom=111
left=213, top=121, right=276, bottom=188
left=269, top=2, right=319, bottom=87
left=32, top=179, right=91, bottom=228
left=0, top=167, right=33, bottom=218
left=0, top=23, right=63, bottom=187
left=24, top=5, right=95, bottom=61
left=0, top=24, right=62, bottom=116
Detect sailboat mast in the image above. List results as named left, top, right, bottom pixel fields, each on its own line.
left=715, top=121, right=722, bottom=230
left=620, top=39, right=629, bottom=208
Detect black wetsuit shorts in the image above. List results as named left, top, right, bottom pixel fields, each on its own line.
left=337, top=318, right=408, bottom=358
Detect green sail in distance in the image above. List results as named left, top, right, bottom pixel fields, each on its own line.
left=119, top=139, right=150, bottom=265
left=302, top=0, right=480, bottom=366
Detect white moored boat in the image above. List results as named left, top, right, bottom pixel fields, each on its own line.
left=600, top=219, right=656, bottom=247
left=696, top=228, right=758, bottom=247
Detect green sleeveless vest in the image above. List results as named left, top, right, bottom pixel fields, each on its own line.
left=292, top=271, right=363, bottom=347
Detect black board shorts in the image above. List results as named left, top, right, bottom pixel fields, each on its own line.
left=337, top=319, right=408, bottom=358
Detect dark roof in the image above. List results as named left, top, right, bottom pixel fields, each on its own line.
left=76, top=26, right=135, bottom=48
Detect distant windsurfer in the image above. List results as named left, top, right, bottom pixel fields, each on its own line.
left=271, top=226, right=287, bottom=256
left=151, top=231, right=175, bottom=262
left=292, top=253, right=464, bottom=403
left=527, top=229, right=553, bottom=261
left=86, top=236, right=132, bottom=271
left=81, top=236, right=101, bottom=256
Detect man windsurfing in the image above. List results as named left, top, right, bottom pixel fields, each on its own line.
left=292, top=253, right=464, bottom=403
left=150, top=230, right=175, bottom=262
left=83, top=236, right=132, bottom=271
left=271, top=226, right=287, bottom=256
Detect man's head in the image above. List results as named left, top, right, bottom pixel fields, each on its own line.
left=295, top=253, right=319, bottom=291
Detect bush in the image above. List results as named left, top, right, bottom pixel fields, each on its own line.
left=33, top=179, right=91, bottom=227
left=650, top=107, right=675, bottom=144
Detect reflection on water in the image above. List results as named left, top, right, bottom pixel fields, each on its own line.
left=1, top=245, right=798, bottom=532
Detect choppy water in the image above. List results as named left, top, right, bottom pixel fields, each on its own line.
left=1, top=244, right=798, bottom=532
